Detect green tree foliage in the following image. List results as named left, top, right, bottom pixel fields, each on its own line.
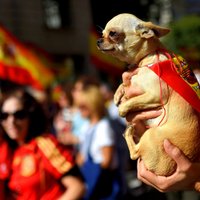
left=163, top=15, right=200, bottom=60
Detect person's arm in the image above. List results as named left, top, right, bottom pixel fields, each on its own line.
left=58, top=165, right=86, bottom=200
left=57, top=131, right=79, bottom=146
left=137, top=139, right=200, bottom=192
left=37, top=135, right=86, bottom=199
left=58, top=175, right=86, bottom=200
left=101, top=146, right=114, bottom=169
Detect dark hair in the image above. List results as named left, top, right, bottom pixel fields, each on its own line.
left=61, top=82, right=74, bottom=106
left=0, top=88, right=47, bottom=146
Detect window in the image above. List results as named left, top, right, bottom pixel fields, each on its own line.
left=42, top=0, right=71, bottom=29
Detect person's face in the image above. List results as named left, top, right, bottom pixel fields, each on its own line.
left=0, top=97, right=29, bottom=144
left=72, top=82, right=83, bottom=105
left=78, top=103, right=91, bottom=119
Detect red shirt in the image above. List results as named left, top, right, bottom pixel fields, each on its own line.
left=0, top=138, right=12, bottom=180
left=0, top=137, right=13, bottom=200
left=8, top=134, right=75, bottom=200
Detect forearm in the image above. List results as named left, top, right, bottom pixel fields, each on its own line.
left=101, top=146, right=114, bottom=169
left=58, top=176, right=86, bottom=200
left=57, top=132, right=79, bottom=146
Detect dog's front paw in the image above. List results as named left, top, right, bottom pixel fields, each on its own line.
left=118, top=99, right=133, bottom=117
left=114, top=84, right=125, bottom=106
left=118, top=104, right=128, bottom=117
left=123, top=125, right=139, bottom=160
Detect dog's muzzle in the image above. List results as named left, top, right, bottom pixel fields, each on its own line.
left=97, top=38, right=104, bottom=48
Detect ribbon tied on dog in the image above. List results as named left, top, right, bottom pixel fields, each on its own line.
left=149, top=53, right=200, bottom=113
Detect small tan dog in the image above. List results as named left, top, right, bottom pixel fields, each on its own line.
left=97, top=13, right=200, bottom=189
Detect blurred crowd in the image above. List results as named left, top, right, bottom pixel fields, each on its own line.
left=0, top=73, right=200, bottom=200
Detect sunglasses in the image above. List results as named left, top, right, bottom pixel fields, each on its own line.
left=0, top=109, right=29, bottom=121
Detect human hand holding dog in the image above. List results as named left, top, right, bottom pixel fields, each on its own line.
left=124, top=88, right=200, bottom=192
left=125, top=110, right=162, bottom=136
left=120, top=70, right=200, bottom=192
left=137, top=139, right=200, bottom=192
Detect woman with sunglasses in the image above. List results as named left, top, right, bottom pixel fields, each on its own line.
left=0, top=88, right=85, bottom=200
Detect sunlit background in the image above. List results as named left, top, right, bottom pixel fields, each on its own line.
left=0, top=0, right=199, bottom=92
left=0, top=1, right=199, bottom=199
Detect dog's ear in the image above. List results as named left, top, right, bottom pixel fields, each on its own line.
left=136, top=22, right=170, bottom=38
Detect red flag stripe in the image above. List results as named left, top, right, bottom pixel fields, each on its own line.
left=150, top=60, right=200, bottom=113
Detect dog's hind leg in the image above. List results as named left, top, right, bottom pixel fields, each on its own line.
left=123, top=125, right=140, bottom=160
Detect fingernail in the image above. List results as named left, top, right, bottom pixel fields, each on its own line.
left=164, top=139, right=171, bottom=147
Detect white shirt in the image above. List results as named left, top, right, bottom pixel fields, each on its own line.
left=78, top=117, right=118, bottom=169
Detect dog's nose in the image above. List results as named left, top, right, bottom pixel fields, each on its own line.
left=97, top=38, right=103, bottom=47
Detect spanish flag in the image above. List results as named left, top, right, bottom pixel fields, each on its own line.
left=0, top=25, right=55, bottom=90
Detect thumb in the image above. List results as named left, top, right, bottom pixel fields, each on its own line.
left=163, top=139, right=190, bottom=166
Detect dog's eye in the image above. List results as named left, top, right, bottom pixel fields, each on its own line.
left=109, top=31, right=125, bottom=43
left=109, top=31, right=117, bottom=37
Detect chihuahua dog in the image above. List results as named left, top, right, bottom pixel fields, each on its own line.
left=97, top=13, right=200, bottom=189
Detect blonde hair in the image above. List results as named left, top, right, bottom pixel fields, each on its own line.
left=78, top=86, right=106, bottom=118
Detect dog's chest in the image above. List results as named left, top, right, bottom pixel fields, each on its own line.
left=130, top=67, right=160, bottom=90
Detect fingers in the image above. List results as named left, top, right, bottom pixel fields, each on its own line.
left=163, top=139, right=191, bottom=169
left=126, top=109, right=162, bottom=123
left=121, top=69, right=143, bottom=99
left=122, top=70, right=136, bottom=86
left=124, top=86, right=143, bottom=98
left=137, top=140, right=194, bottom=192
left=137, top=159, right=168, bottom=192
left=137, top=159, right=155, bottom=185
